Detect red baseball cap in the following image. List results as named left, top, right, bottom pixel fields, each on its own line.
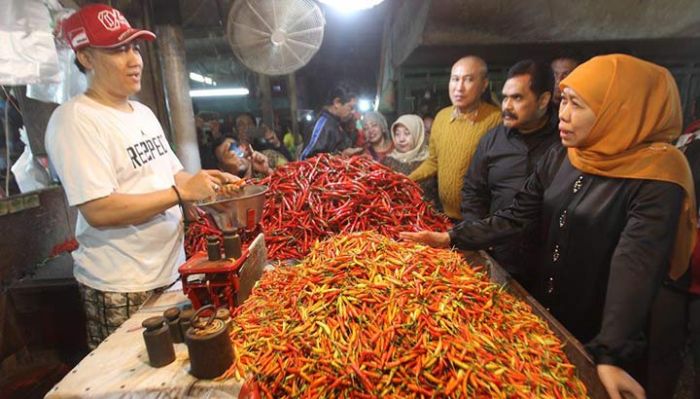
left=61, top=4, right=155, bottom=51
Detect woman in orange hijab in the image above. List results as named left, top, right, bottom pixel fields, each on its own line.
left=402, top=54, right=695, bottom=399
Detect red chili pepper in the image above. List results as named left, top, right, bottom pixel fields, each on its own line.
left=184, top=216, right=222, bottom=258
left=50, top=238, right=79, bottom=257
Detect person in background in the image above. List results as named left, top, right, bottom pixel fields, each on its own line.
left=422, top=114, right=434, bottom=141
left=340, top=111, right=366, bottom=149
left=646, top=136, right=700, bottom=399
left=382, top=114, right=438, bottom=206
left=272, top=114, right=297, bottom=160
left=221, top=113, right=235, bottom=136
left=402, top=54, right=696, bottom=399
left=551, top=57, right=579, bottom=106
left=363, top=111, right=393, bottom=162
left=0, top=94, right=24, bottom=165
left=283, top=129, right=297, bottom=160
left=259, top=148, right=288, bottom=170
left=195, top=114, right=205, bottom=139
left=0, top=93, right=25, bottom=195
left=300, top=83, right=364, bottom=160
left=196, top=113, right=222, bottom=169
left=678, top=96, right=700, bottom=148
left=208, top=118, right=223, bottom=142
left=213, top=135, right=272, bottom=178
left=254, top=124, right=293, bottom=162
left=460, top=59, right=560, bottom=288
left=249, top=124, right=292, bottom=170
left=45, top=4, right=240, bottom=349
left=235, top=112, right=256, bottom=145
left=408, top=56, right=501, bottom=221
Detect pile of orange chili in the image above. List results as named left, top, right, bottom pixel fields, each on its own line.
left=225, top=232, right=588, bottom=398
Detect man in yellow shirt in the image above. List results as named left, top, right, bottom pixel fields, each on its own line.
left=409, top=56, right=501, bottom=220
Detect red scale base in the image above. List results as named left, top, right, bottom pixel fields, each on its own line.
left=178, top=250, right=249, bottom=312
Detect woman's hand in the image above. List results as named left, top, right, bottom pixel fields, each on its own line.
left=399, top=231, right=451, bottom=248
left=597, top=364, right=645, bottom=399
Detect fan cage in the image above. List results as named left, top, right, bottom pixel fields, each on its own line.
left=227, top=0, right=326, bottom=76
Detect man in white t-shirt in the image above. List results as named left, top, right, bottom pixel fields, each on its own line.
left=45, top=4, right=239, bottom=348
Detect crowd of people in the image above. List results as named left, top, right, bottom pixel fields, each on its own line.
left=399, top=54, right=700, bottom=399
left=43, top=4, right=700, bottom=399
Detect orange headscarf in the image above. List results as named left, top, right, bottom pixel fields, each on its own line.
left=561, top=54, right=696, bottom=279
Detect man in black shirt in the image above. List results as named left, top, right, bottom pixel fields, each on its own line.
left=460, top=59, right=559, bottom=287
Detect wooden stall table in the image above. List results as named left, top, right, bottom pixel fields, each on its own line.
left=44, top=234, right=269, bottom=399
left=44, top=288, right=243, bottom=399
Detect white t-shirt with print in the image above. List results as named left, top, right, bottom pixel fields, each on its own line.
left=45, top=94, right=185, bottom=292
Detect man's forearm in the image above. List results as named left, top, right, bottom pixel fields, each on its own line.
left=78, top=188, right=181, bottom=228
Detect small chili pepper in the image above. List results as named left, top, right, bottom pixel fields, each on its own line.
left=223, top=232, right=589, bottom=398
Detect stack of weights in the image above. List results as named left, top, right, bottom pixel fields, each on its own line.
left=142, top=305, right=234, bottom=379
left=185, top=305, right=234, bottom=379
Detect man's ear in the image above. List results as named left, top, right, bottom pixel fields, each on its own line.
left=76, top=50, right=93, bottom=71
left=539, top=91, right=552, bottom=111
left=332, top=97, right=342, bottom=109
left=481, top=78, right=490, bottom=94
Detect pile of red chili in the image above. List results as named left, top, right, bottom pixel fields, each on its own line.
left=259, top=154, right=451, bottom=260
left=185, top=217, right=222, bottom=257
left=185, top=154, right=451, bottom=260
left=225, top=232, right=588, bottom=398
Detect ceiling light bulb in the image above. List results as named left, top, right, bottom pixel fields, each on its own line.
left=189, top=88, right=250, bottom=98
left=319, top=0, right=385, bottom=12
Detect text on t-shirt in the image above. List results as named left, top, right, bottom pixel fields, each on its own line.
left=127, top=134, right=170, bottom=169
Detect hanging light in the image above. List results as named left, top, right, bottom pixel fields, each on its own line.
left=189, top=72, right=217, bottom=86
left=357, top=98, right=372, bottom=112
left=189, top=88, right=249, bottom=97
left=318, top=0, right=385, bottom=12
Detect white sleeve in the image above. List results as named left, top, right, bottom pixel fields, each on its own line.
left=45, top=106, right=118, bottom=206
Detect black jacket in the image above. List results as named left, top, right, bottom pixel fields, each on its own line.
left=450, top=145, right=683, bottom=367
left=300, top=110, right=351, bottom=160
left=460, top=115, right=560, bottom=280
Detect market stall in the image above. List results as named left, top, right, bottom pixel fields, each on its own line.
left=45, top=155, right=606, bottom=398
left=44, top=248, right=604, bottom=398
